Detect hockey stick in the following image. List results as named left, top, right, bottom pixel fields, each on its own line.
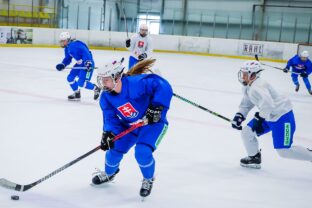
left=122, top=7, right=129, bottom=38
left=152, top=69, right=233, bottom=123
left=255, top=54, right=284, bottom=71
left=173, top=93, right=232, bottom=123
left=0, top=120, right=145, bottom=192
left=64, top=58, right=125, bottom=70
left=255, top=54, right=300, bottom=75
left=65, top=66, right=99, bottom=70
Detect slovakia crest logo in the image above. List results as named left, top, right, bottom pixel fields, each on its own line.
left=138, top=41, right=144, bottom=48
left=117, top=102, right=139, bottom=118
left=296, top=64, right=305, bottom=70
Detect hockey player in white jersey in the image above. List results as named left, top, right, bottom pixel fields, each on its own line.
left=125, top=24, right=153, bottom=69
left=231, top=60, right=312, bottom=169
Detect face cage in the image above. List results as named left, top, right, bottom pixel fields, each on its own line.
left=59, top=40, right=68, bottom=48
left=140, top=29, right=148, bottom=37
left=97, top=75, right=122, bottom=92
left=238, top=69, right=261, bottom=86
left=300, top=57, right=308, bottom=62
left=238, top=70, right=248, bottom=86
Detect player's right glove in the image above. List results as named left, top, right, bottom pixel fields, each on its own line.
left=231, top=112, right=245, bottom=130
left=300, top=71, right=308, bottom=78
left=283, top=68, right=289, bottom=73
left=252, top=112, right=265, bottom=135
left=100, top=131, right=115, bottom=151
left=138, top=53, right=147, bottom=61
left=145, top=105, right=164, bottom=124
left=84, top=60, right=93, bottom=72
left=126, top=38, right=131, bottom=48
left=56, top=63, right=65, bottom=71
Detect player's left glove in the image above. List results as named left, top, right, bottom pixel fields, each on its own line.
left=251, top=112, right=265, bottom=135
left=145, top=105, right=164, bottom=124
left=138, top=53, right=147, bottom=61
left=56, top=63, right=65, bottom=71
left=85, top=60, right=93, bottom=71
left=300, top=71, right=308, bottom=78
left=125, top=38, right=131, bottom=48
left=283, top=68, right=289, bottom=73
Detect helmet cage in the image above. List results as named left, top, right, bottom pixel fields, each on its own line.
left=97, top=61, right=124, bottom=92
left=238, top=63, right=262, bottom=86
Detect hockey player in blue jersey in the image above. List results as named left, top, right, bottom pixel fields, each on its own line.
left=283, top=51, right=312, bottom=95
left=92, top=58, right=173, bottom=198
left=232, top=60, right=312, bottom=169
left=55, top=32, right=101, bottom=101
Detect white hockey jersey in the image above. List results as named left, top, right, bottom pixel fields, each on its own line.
left=238, top=78, right=292, bottom=122
left=128, top=33, right=153, bottom=59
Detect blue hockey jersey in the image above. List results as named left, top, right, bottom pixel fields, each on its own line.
left=62, top=40, right=94, bottom=67
left=286, top=55, right=312, bottom=74
left=99, top=74, right=173, bottom=133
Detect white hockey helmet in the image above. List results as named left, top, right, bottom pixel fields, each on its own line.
left=238, top=60, right=262, bottom=86
left=300, top=50, right=309, bottom=58
left=97, top=58, right=125, bottom=92
left=59, top=31, right=71, bottom=41
left=139, top=24, right=148, bottom=37
left=59, top=32, right=71, bottom=48
left=140, top=24, right=148, bottom=31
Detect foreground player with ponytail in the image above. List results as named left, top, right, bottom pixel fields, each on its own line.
left=92, top=58, right=173, bottom=198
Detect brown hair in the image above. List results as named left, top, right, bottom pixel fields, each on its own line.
left=126, top=59, right=156, bottom=76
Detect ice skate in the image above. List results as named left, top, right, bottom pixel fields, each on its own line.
left=240, top=151, right=261, bottom=169
left=92, top=168, right=119, bottom=185
left=140, top=178, right=154, bottom=199
left=68, top=90, right=81, bottom=101
left=295, top=84, right=300, bottom=92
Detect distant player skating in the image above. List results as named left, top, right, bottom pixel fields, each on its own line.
left=125, top=24, right=153, bottom=70
left=232, top=60, right=312, bottom=169
left=92, top=58, right=172, bottom=198
left=55, top=32, right=101, bottom=101
left=283, top=51, right=312, bottom=94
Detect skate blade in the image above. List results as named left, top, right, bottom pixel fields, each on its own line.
left=89, top=181, right=115, bottom=188
left=240, top=163, right=261, bottom=169
left=141, top=196, right=148, bottom=202
left=68, top=98, right=81, bottom=101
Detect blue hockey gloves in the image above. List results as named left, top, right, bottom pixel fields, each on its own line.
left=232, top=112, right=245, bottom=130
left=85, top=60, right=93, bottom=71
left=138, top=53, right=147, bottom=61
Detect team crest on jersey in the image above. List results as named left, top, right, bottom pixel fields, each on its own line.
left=117, top=102, right=139, bottom=118
left=295, top=64, right=305, bottom=70
left=138, top=41, right=145, bottom=48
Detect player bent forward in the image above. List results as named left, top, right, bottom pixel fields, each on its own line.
left=92, top=59, right=173, bottom=198
left=231, top=60, right=312, bottom=169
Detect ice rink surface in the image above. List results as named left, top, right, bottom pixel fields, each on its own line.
left=0, top=47, right=311, bottom=208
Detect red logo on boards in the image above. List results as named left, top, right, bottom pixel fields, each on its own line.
left=117, top=102, right=139, bottom=118
left=138, top=41, right=144, bottom=48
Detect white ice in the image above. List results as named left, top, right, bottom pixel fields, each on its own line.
left=0, top=47, right=311, bottom=208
